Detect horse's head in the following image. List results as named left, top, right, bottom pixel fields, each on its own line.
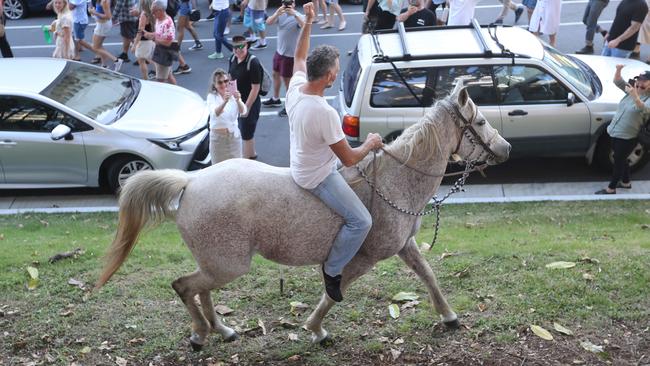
left=445, top=82, right=511, bottom=165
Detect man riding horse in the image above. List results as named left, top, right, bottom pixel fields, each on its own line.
left=286, top=2, right=384, bottom=302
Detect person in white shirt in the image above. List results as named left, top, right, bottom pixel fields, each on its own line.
left=447, top=0, right=480, bottom=26
left=207, top=68, right=248, bottom=163
left=286, top=2, right=384, bottom=303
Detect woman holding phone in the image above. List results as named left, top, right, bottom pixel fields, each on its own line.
left=207, top=68, right=248, bottom=164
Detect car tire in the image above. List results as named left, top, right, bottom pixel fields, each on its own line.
left=3, top=0, right=27, bottom=20
left=594, top=134, right=650, bottom=173
left=106, top=156, right=153, bottom=193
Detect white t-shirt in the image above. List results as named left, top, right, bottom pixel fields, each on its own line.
left=207, top=93, right=246, bottom=134
left=447, top=0, right=480, bottom=26
left=286, top=71, right=344, bottom=189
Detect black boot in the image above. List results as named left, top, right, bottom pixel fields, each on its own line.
left=575, top=45, right=594, bottom=54
left=322, top=265, right=343, bottom=302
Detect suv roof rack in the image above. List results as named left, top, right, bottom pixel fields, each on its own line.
left=371, top=20, right=525, bottom=63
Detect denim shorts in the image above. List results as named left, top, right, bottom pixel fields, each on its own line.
left=243, top=8, right=266, bottom=32
left=179, top=1, right=192, bottom=16
left=73, top=22, right=87, bottom=40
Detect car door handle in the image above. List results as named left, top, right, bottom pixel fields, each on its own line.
left=0, top=140, right=17, bottom=146
left=508, top=109, right=528, bottom=116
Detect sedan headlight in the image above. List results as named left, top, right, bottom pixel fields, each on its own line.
left=148, top=125, right=207, bottom=151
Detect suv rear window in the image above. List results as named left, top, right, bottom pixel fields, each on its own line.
left=343, top=47, right=362, bottom=108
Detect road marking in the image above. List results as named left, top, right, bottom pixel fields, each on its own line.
left=4, top=0, right=618, bottom=30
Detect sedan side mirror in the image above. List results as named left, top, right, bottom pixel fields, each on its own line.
left=51, top=124, right=72, bottom=141
left=567, top=92, right=575, bottom=107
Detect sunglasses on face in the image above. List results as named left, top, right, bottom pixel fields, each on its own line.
left=216, top=79, right=230, bottom=85
left=233, top=44, right=247, bottom=50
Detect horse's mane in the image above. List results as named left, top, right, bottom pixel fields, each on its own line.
left=357, top=97, right=459, bottom=177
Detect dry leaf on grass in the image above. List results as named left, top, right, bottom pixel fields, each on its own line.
left=553, top=323, right=574, bottom=336
left=390, top=349, right=401, bottom=361
left=530, top=325, right=553, bottom=341
left=580, top=340, right=604, bottom=353
left=258, top=319, right=267, bottom=335
left=289, top=301, right=309, bottom=315
left=288, top=333, right=298, bottom=341
left=582, top=273, right=595, bottom=281
left=287, top=355, right=301, bottom=362
left=214, top=305, right=233, bottom=315
left=26, top=267, right=39, bottom=290
left=80, top=346, right=91, bottom=354
left=453, top=267, right=470, bottom=278
left=401, top=300, right=420, bottom=310
left=68, top=278, right=86, bottom=290
left=391, top=292, right=419, bottom=302
left=477, top=303, right=487, bottom=312
left=115, top=356, right=127, bottom=366
left=388, top=304, right=400, bottom=319
left=545, top=261, right=576, bottom=269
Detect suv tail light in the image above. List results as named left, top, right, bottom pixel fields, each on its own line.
left=342, top=115, right=359, bottom=137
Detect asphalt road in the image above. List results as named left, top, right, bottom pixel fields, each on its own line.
left=3, top=0, right=650, bottom=194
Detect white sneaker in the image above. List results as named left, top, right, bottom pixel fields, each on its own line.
left=224, top=26, right=230, bottom=35
left=113, top=58, right=123, bottom=72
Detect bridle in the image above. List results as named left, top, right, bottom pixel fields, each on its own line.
left=357, top=100, right=500, bottom=249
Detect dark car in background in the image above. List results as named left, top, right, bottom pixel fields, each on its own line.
left=3, top=0, right=51, bottom=20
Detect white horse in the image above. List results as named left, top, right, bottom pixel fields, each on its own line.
left=95, top=83, right=511, bottom=350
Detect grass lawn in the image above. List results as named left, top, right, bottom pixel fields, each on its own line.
left=0, top=200, right=649, bottom=365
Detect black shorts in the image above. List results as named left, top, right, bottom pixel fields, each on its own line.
left=238, top=98, right=261, bottom=140
left=120, top=20, right=138, bottom=40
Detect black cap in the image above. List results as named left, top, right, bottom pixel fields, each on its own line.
left=637, top=71, right=650, bottom=81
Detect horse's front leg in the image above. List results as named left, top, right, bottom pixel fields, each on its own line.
left=398, top=237, right=459, bottom=328
left=305, top=253, right=376, bottom=344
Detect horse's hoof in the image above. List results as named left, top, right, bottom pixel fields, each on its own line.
left=318, top=334, right=334, bottom=347
left=443, top=319, right=460, bottom=329
left=224, top=332, right=239, bottom=343
left=189, top=339, right=203, bottom=352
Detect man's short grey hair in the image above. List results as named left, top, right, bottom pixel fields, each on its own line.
left=151, top=0, right=166, bottom=11
left=306, top=45, right=339, bottom=82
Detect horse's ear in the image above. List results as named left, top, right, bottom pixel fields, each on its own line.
left=452, top=80, right=469, bottom=107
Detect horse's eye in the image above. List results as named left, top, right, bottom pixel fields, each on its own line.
left=476, top=119, right=486, bottom=126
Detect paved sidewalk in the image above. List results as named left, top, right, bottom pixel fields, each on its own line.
left=1, top=180, right=649, bottom=215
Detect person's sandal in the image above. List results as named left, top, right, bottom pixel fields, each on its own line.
left=595, top=189, right=616, bottom=195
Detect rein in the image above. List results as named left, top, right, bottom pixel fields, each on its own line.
left=358, top=101, right=496, bottom=250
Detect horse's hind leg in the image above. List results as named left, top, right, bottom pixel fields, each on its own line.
left=398, top=237, right=459, bottom=328
left=305, top=253, right=376, bottom=344
left=199, top=291, right=238, bottom=342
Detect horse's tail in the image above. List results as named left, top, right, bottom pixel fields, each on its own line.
left=95, top=169, right=190, bottom=289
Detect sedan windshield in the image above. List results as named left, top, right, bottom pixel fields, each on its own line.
left=543, top=45, right=596, bottom=100
left=40, top=62, right=140, bottom=125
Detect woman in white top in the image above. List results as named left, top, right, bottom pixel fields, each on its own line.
left=51, top=0, right=75, bottom=59
left=528, top=0, right=561, bottom=47
left=207, top=68, right=248, bottom=164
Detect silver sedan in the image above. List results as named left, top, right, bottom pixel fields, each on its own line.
left=0, top=58, right=210, bottom=192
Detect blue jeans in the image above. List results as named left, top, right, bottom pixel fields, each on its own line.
left=308, top=169, right=372, bottom=276
left=582, top=0, right=608, bottom=43
left=602, top=45, right=632, bottom=58
left=213, top=8, right=232, bottom=53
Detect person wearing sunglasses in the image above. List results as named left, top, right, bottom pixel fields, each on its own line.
left=207, top=68, right=247, bottom=163
left=228, top=35, right=263, bottom=159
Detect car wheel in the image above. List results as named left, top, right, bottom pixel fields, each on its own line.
left=106, top=156, right=153, bottom=193
left=3, top=0, right=27, bottom=20
left=594, top=135, right=650, bottom=173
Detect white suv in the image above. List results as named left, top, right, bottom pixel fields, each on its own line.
left=338, top=22, right=650, bottom=171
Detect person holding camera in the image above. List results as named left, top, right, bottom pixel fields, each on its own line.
left=596, top=65, right=650, bottom=194
left=207, top=68, right=247, bottom=164
left=263, top=0, right=304, bottom=116
left=397, top=0, right=435, bottom=27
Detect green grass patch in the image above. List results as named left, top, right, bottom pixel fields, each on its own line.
left=1, top=201, right=649, bottom=365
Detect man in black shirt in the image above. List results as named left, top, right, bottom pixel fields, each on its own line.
left=229, top=35, right=263, bottom=159
left=602, top=0, right=648, bottom=58
left=397, top=0, right=436, bottom=27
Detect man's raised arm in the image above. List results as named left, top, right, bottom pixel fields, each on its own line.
left=294, top=2, right=315, bottom=75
